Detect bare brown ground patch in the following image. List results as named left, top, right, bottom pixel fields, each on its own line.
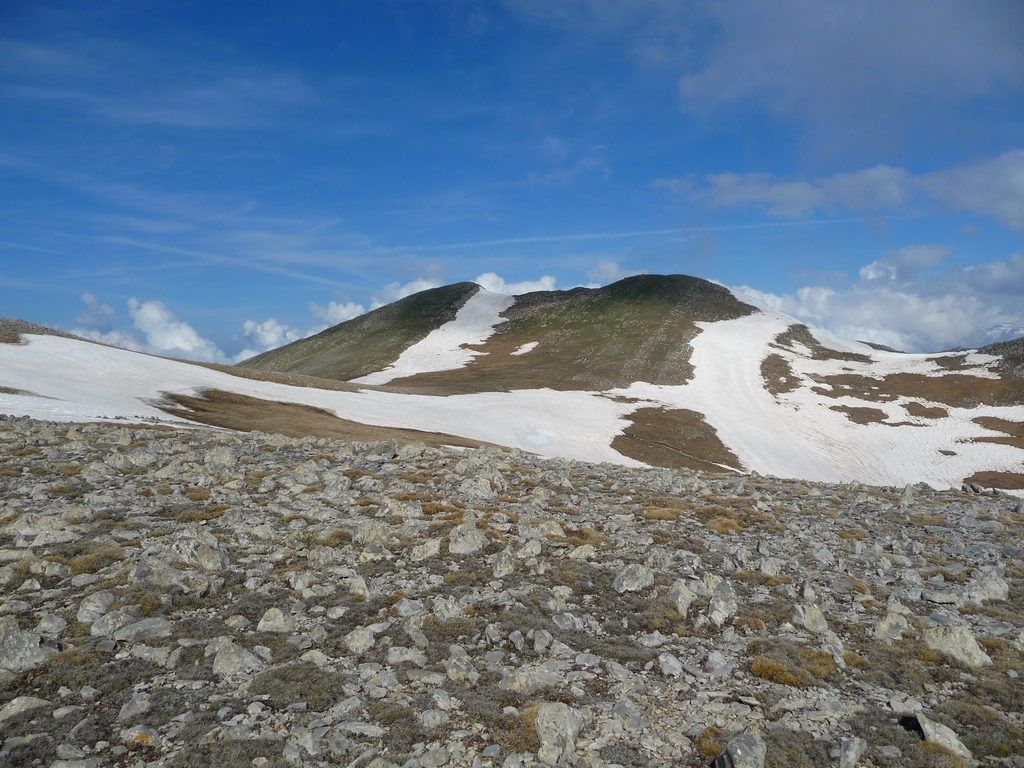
left=928, top=354, right=978, bottom=371
left=772, top=324, right=872, bottom=363
left=972, top=417, right=1024, bottom=450
left=811, top=372, right=1024, bottom=407
left=904, top=401, right=948, bottom=419
left=611, top=407, right=742, bottom=473
left=156, top=389, right=502, bottom=449
left=0, top=386, right=34, bottom=396
left=963, top=471, right=1024, bottom=490
left=829, top=405, right=889, bottom=425
left=761, top=354, right=801, bottom=395
left=186, top=362, right=360, bottom=392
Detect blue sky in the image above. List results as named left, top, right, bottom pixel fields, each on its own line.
left=2, top=0, right=1023, bottom=360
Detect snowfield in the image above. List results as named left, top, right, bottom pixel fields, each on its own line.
left=2, top=290, right=1023, bottom=492
left=0, top=334, right=642, bottom=467
left=620, top=306, right=1024, bottom=489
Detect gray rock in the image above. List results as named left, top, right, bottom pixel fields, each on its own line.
left=0, top=695, right=51, bottom=722
left=922, top=625, right=992, bottom=668
left=113, top=618, right=172, bottom=644
left=792, top=604, right=829, bottom=633
left=612, top=564, right=654, bottom=593
left=873, top=612, right=909, bottom=642
left=492, top=547, right=516, bottom=578
left=448, top=521, right=488, bottom=555
left=917, top=713, right=973, bottom=760
left=712, top=730, right=766, bottom=768
left=709, top=579, right=738, bottom=628
left=535, top=702, right=589, bottom=766
left=76, top=590, right=115, bottom=624
left=257, top=607, right=295, bottom=633
left=668, top=579, right=696, bottom=616
left=0, top=617, right=56, bottom=672
left=172, top=535, right=229, bottom=571
left=118, top=692, right=151, bottom=721
left=212, top=641, right=265, bottom=677
left=839, top=737, right=867, bottom=768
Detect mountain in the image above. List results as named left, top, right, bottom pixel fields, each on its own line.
left=1, top=275, right=1023, bottom=491
left=240, top=275, right=755, bottom=393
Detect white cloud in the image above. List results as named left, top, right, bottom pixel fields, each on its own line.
left=859, top=245, right=952, bottom=281
left=921, top=149, right=1024, bottom=231
left=735, top=249, right=1024, bottom=352
left=74, top=292, right=117, bottom=333
left=72, top=327, right=144, bottom=352
left=677, top=1, right=1024, bottom=147
left=586, top=260, right=644, bottom=284
left=308, top=299, right=365, bottom=327
left=674, top=164, right=912, bottom=218
left=127, top=298, right=226, bottom=363
left=370, top=278, right=441, bottom=309
left=666, top=151, right=1024, bottom=231
left=231, top=318, right=303, bottom=363
left=474, top=272, right=557, bottom=295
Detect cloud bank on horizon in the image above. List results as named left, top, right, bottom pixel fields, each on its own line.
left=2, top=0, right=1023, bottom=358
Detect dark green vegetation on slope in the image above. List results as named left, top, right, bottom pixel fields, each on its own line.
left=386, top=274, right=756, bottom=394
left=238, top=282, right=480, bottom=382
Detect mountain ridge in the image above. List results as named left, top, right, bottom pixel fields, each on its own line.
left=1, top=274, right=1022, bottom=492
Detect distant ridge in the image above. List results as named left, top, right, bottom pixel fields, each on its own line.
left=0, top=318, right=83, bottom=345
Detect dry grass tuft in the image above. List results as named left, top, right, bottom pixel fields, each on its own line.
left=749, top=641, right=840, bottom=688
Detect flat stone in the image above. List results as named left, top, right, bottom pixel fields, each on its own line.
left=0, top=695, right=51, bottom=722
left=113, top=617, right=172, bottom=644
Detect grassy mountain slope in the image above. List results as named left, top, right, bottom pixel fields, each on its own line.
left=239, top=282, right=480, bottom=382
left=385, top=274, right=756, bottom=394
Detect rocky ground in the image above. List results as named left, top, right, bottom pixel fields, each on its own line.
left=1, top=414, right=1023, bottom=768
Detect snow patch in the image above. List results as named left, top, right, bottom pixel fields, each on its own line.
left=352, top=290, right=514, bottom=385
left=511, top=341, right=539, bottom=356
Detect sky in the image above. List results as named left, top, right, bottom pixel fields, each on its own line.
left=2, top=0, right=1023, bottom=362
